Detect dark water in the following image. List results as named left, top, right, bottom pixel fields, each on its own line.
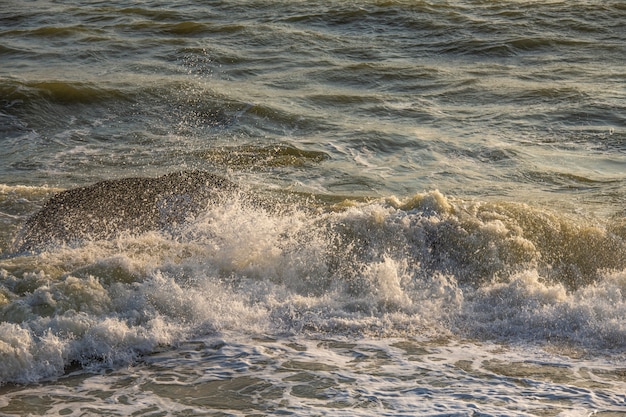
left=1, top=1, right=625, bottom=415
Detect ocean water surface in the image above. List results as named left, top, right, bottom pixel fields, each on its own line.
left=1, top=0, right=625, bottom=415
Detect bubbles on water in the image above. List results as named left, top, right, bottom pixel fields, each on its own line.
left=1, top=189, right=625, bottom=383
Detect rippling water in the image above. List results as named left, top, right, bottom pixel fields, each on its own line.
left=1, top=1, right=625, bottom=415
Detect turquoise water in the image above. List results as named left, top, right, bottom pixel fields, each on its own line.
left=1, top=1, right=625, bottom=415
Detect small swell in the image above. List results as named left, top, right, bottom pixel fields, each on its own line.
left=201, top=144, right=330, bottom=168
left=1, top=80, right=130, bottom=105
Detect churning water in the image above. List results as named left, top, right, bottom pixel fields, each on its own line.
left=1, top=1, right=625, bottom=415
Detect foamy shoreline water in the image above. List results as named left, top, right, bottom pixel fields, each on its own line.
left=1, top=0, right=625, bottom=414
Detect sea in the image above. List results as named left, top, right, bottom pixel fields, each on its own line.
left=1, top=0, right=625, bottom=415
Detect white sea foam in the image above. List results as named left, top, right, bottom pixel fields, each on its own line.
left=0, top=191, right=625, bottom=385
left=2, top=334, right=625, bottom=416
left=2, top=0, right=626, bottom=413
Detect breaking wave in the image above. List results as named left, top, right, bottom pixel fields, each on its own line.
left=1, top=182, right=624, bottom=384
